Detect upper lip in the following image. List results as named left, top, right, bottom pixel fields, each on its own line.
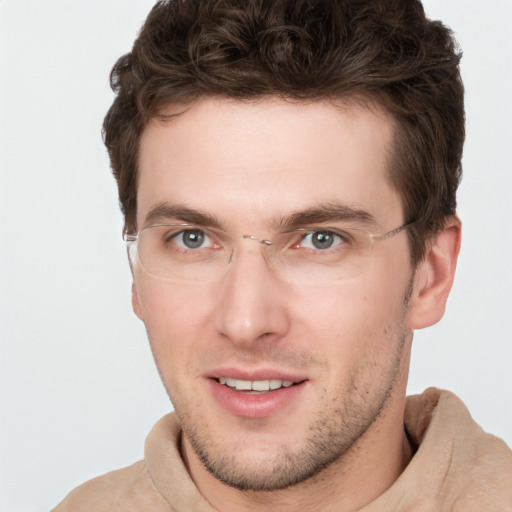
left=206, top=367, right=308, bottom=383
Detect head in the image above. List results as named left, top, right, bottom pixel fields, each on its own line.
left=102, top=0, right=464, bottom=501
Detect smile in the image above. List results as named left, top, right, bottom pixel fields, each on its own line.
left=218, top=377, right=297, bottom=392
left=209, top=375, right=307, bottom=418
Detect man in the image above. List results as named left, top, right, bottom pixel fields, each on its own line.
left=53, top=0, right=512, bottom=510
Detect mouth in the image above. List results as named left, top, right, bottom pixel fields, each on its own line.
left=216, top=377, right=300, bottom=394
left=208, top=373, right=308, bottom=418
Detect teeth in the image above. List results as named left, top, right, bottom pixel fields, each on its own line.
left=252, top=380, right=270, bottom=391
left=236, top=380, right=252, bottom=391
left=269, top=379, right=282, bottom=390
left=218, top=377, right=296, bottom=391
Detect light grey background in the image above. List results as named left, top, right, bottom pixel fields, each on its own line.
left=0, top=1, right=510, bottom=511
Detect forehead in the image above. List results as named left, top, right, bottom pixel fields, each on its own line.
left=137, top=97, right=401, bottom=230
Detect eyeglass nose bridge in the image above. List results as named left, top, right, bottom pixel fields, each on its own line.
left=241, top=234, right=273, bottom=246
left=226, top=234, right=275, bottom=265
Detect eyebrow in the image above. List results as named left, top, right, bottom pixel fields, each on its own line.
left=143, top=203, right=222, bottom=229
left=278, top=204, right=376, bottom=230
left=143, top=202, right=375, bottom=232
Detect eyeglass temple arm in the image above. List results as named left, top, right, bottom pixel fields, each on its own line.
left=373, top=220, right=416, bottom=241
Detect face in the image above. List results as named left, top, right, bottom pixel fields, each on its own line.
left=133, top=98, right=415, bottom=491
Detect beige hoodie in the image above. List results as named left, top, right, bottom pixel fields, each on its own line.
left=53, top=388, right=512, bottom=512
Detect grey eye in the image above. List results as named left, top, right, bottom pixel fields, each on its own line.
left=301, top=231, right=342, bottom=250
left=176, top=229, right=207, bottom=249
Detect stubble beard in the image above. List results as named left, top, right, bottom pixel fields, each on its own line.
left=172, top=323, right=409, bottom=492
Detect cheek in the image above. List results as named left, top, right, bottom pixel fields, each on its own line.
left=292, top=277, right=408, bottom=361
left=133, top=278, right=214, bottom=363
left=292, top=284, right=409, bottom=408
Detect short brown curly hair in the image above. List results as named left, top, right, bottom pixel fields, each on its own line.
left=103, top=0, right=464, bottom=265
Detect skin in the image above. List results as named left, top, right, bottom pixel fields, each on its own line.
left=132, top=97, right=461, bottom=511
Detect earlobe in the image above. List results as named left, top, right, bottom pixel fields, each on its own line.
left=407, top=216, right=461, bottom=330
left=132, top=282, right=144, bottom=320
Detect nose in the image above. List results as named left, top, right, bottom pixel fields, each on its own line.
left=215, top=241, right=291, bottom=348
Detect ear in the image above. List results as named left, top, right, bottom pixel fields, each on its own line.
left=132, top=281, right=144, bottom=320
left=407, top=216, right=461, bottom=330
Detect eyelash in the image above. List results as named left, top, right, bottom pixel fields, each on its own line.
left=296, top=230, right=346, bottom=250
left=168, top=229, right=216, bottom=249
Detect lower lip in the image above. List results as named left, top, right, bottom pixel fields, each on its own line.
left=208, top=379, right=307, bottom=419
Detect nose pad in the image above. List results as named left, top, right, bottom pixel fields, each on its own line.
left=227, top=235, right=271, bottom=265
left=215, top=239, right=290, bottom=348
